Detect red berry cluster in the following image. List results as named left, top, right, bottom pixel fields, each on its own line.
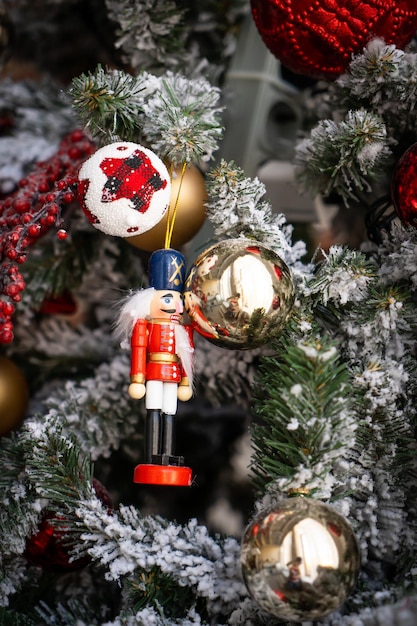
left=0, top=129, right=96, bottom=344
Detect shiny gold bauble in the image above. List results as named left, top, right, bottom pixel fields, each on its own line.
left=126, top=164, right=207, bottom=252
left=183, top=239, right=295, bottom=350
left=241, top=498, right=360, bottom=622
left=0, top=356, right=29, bottom=437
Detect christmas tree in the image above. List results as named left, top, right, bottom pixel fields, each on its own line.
left=2, top=1, right=417, bottom=624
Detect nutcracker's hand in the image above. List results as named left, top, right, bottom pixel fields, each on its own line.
left=177, top=385, right=193, bottom=402
left=128, top=382, right=146, bottom=399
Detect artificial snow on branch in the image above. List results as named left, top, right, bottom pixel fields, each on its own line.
left=205, top=159, right=308, bottom=270
left=69, top=67, right=223, bottom=166
left=294, top=110, right=391, bottom=206
left=105, top=0, right=189, bottom=73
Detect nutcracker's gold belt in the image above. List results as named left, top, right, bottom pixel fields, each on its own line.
left=148, top=352, right=179, bottom=363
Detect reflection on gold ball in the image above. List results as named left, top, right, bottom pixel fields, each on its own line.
left=241, top=498, right=360, bottom=622
left=184, top=239, right=295, bottom=350
left=0, top=357, right=29, bottom=436
left=126, top=164, right=207, bottom=252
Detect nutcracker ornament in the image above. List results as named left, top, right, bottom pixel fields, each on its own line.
left=117, top=248, right=194, bottom=487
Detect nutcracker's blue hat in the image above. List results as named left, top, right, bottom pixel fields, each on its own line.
left=148, top=248, right=186, bottom=292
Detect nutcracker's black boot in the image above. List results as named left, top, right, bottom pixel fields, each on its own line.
left=152, top=413, right=184, bottom=466
left=145, top=409, right=162, bottom=464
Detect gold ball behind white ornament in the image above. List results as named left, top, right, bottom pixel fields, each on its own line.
left=126, top=164, right=207, bottom=252
left=184, top=239, right=295, bottom=350
left=241, top=498, right=360, bottom=622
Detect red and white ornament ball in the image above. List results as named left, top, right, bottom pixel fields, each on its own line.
left=250, top=0, right=417, bottom=80
left=78, top=142, right=171, bottom=238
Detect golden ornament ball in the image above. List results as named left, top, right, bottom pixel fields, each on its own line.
left=241, top=497, right=360, bottom=622
left=0, top=356, right=29, bottom=436
left=183, top=238, right=295, bottom=350
left=126, top=164, right=207, bottom=252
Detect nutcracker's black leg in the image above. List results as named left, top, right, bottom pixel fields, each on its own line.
left=162, top=413, right=175, bottom=457
left=145, top=409, right=161, bottom=464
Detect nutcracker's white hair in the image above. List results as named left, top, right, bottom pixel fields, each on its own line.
left=114, top=287, right=194, bottom=386
left=114, top=288, right=156, bottom=347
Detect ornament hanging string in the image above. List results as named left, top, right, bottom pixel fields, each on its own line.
left=164, top=162, right=188, bottom=249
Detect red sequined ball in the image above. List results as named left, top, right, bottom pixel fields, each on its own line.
left=250, top=0, right=417, bottom=80
left=392, top=143, right=417, bottom=228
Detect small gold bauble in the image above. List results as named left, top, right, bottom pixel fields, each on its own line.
left=0, top=356, right=29, bottom=436
left=183, top=239, right=295, bottom=350
left=126, top=164, right=207, bottom=252
left=241, top=498, right=360, bottom=622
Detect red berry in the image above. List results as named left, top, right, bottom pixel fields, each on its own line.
left=13, top=198, right=31, bottom=214
left=27, top=224, right=41, bottom=237
left=47, top=203, right=59, bottom=216
left=38, top=182, right=50, bottom=193
left=6, top=284, right=20, bottom=297
left=70, top=129, right=85, bottom=142
left=0, top=329, right=14, bottom=343
left=3, top=302, right=15, bottom=315
left=6, top=248, right=18, bottom=260
left=62, top=191, right=74, bottom=204
left=56, top=229, right=68, bottom=240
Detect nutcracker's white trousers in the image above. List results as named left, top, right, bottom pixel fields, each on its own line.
left=145, top=380, right=178, bottom=414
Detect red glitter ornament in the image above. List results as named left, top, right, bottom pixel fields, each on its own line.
left=392, top=143, right=417, bottom=228
left=250, top=0, right=417, bottom=80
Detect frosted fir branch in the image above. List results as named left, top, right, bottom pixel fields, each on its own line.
left=34, top=598, right=102, bottom=626
left=0, top=79, right=76, bottom=192
left=193, top=334, right=258, bottom=408
left=69, top=66, right=154, bottom=144
left=0, top=78, right=76, bottom=140
left=39, top=353, right=139, bottom=461
left=141, top=73, right=223, bottom=165
left=372, top=222, right=417, bottom=292
left=341, top=595, right=417, bottom=626
left=341, top=288, right=414, bottom=363
left=77, top=499, right=247, bottom=618
left=294, top=109, right=392, bottom=205
left=251, top=332, right=358, bottom=499
left=205, top=160, right=307, bottom=268
left=0, top=436, right=44, bottom=585
left=21, top=415, right=93, bottom=506
left=102, top=606, right=214, bottom=626
left=69, top=67, right=223, bottom=164
left=104, top=0, right=190, bottom=74
left=335, top=40, right=417, bottom=134
left=0, top=558, right=36, bottom=609
left=309, top=246, right=376, bottom=307
left=337, top=40, right=405, bottom=105
left=341, top=358, right=417, bottom=565
left=0, top=416, right=94, bottom=605
left=228, top=597, right=284, bottom=626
